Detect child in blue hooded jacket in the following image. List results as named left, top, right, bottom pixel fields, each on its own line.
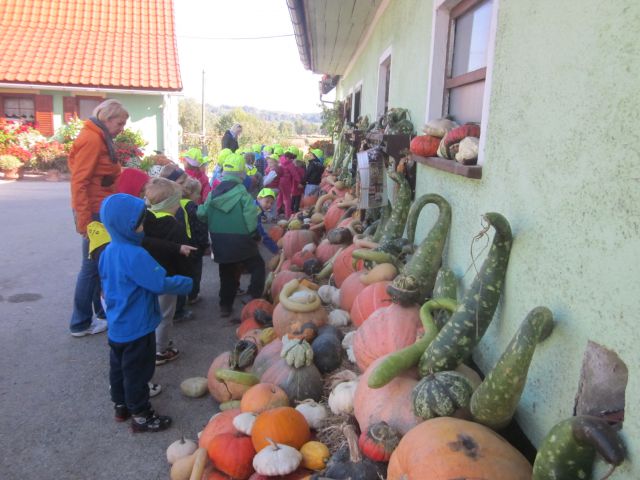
left=99, top=193, right=192, bottom=432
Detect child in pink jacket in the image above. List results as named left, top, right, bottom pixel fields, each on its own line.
left=276, top=152, right=299, bottom=219
left=291, top=159, right=306, bottom=213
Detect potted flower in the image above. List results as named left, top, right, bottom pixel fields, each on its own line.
left=0, top=154, right=23, bottom=179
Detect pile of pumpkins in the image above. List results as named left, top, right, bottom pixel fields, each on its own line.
left=169, top=174, right=626, bottom=479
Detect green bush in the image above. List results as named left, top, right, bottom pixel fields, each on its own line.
left=0, top=154, right=22, bottom=170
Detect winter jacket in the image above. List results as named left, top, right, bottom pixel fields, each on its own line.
left=264, top=164, right=282, bottom=189
left=143, top=210, right=192, bottom=277
left=176, top=199, right=210, bottom=251
left=99, top=194, right=192, bottom=343
left=255, top=200, right=279, bottom=254
left=197, top=175, right=259, bottom=263
left=278, top=156, right=298, bottom=194
left=185, top=167, right=211, bottom=204
left=221, top=130, right=239, bottom=152
left=68, top=120, right=121, bottom=234
left=293, top=165, right=306, bottom=196
left=304, top=158, right=325, bottom=186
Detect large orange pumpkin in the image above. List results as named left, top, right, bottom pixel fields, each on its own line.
left=409, top=134, right=441, bottom=157
left=251, top=338, right=283, bottom=378
left=315, top=239, right=342, bottom=264
left=290, top=250, right=316, bottom=268
left=272, top=302, right=328, bottom=338
left=207, top=351, right=253, bottom=402
left=241, top=299, right=274, bottom=322
left=251, top=406, right=311, bottom=452
left=208, top=432, right=256, bottom=479
left=339, top=272, right=367, bottom=312
left=236, top=319, right=261, bottom=339
left=353, top=303, right=423, bottom=371
left=282, top=230, right=316, bottom=259
left=333, top=244, right=365, bottom=287
left=199, top=408, right=241, bottom=450
left=350, top=280, right=393, bottom=327
left=240, top=383, right=289, bottom=414
left=323, top=201, right=345, bottom=231
left=271, top=271, right=306, bottom=302
left=387, top=417, right=532, bottom=479
left=354, top=356, right=422, bottom=436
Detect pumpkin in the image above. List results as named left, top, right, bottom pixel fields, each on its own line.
left=360, top=263, right=398, bottom=285
left=229, top=339, right=259, bottom=370
left=328, top=309, right=350, bottom=327
left=350, top=280, right=393, bottom=327
left=328, top=380, right=358, bottom=415
left=272, top=294, right=328, bottom=339
left=241, top=299, right=274, bottom=323
left=207, top=352, right=253, bottom=403
left=412, top=370, right=473, bottom=420
left=327, top=226, right=353, bottom=245
left=358, top=421, right=401, bottom=462
left=300, top=441, right=330, bottom=471
left=281, top=336, right=314, bottom=368
left=180, top=377, right=209, bottom=398
left=352, top=303, right=423, bottom=371
left=236, top=318, right=262, bottom=339
left=333, top=244, right=365, bottom=287
left=251, top=406, right=311, bottom=452
left=252, top=439, right=303, bottom=477
left=207, top=432, right=256, bottom=479
left=199, top=409, right=241, bottom=450
left=315, top=239, right=342, bottom=263
left=251, top=338, right=283, bottom=378
left=282, top=230, right=316, bottom=259
left=295, top=400, right=328, bottom=429
left=323, top=425, right=385, bottom=480
left=240, top=383, right=289, bottom=414
left=291, top=250, right=316, bottom=269
left=259, top=327, right=277, bottom=346
left=317, top=324, right=344, bottom=341
left=323, top=201, right=346, bottom=231
left=269, top=225, right=285, bottom=243
left=166, top=436, right=198, bottom=465
left=233, top=412, right=257, bottom=436
left=271, top=271, right=306, bottom=304
left=409, top=134, right=441, bottom=157
left=289, top=321, right=318, bottom=342
left=311, top=332, right=343, bottom=374
left=387, top=417, right=532, bottom=479
left=301, top=194, right=318, bottom=209
left=437, top=124, right=482, bottom=159
left=261, top=358, right=324, bottom=403
left=339, top=272, right=367, bottom=312
left=202, top=468, right=232, bottom=480
left=354, top=356, right=422, bottom=436
left=248, top=470, right=311, bottom=480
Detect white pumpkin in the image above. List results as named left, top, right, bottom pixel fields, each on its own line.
left=318, top=285, right=340, bottom=306
left=341, top=331, right=357, bottom=364
left=328, top=380, right=358, bottom=415
left=295, top=399, right=328, bottom=429
left=253, top=439, right=302, bottom=476
left=180, top=377, right=208, bottom=398
left=166, top=436, right=198, bottom=465
left=289, top=290, right=318, bottom=304
left=232, top=412, right=257, bottom=435
left=328, top=309, right=350, bottom=327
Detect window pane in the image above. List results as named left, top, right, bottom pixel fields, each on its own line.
left=78, top=98, right=101, bottom=120
left=448, top=81, right=485, bottom=124
left=452, top=0, right=493, bottom=77
left=4, top=97, right=34, bottom=119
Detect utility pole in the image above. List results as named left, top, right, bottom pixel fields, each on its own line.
left=201, top=69, right=207, bottom=154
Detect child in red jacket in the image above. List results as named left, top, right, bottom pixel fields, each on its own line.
left=291, top=159, right=306, bottom=213
left=276, top=152, right=298, bottom=219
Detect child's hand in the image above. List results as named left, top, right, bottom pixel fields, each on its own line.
left=179, top=245, right=198, bottom=256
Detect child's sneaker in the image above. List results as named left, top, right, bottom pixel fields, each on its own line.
left=131, top=410, right=172, bottom=433
left=70, top=319, right=108, bottom=337
left=156, top=347, right=180, bottom=365
left=114, top=404, right=130, bottom=422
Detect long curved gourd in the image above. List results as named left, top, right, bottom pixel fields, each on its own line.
left=432, top=268, right=458, bottom=329
left=279, top=279, right=321, bottom=313
left=419, top=212, right=513, bottom=375
left=470, top=306, right=554, bottom=430
left=372, top=201, right=392, bottom=243
left=367, top=298, right=457, bottom=389
left=352, top=249, right=403, bottom=271
left=376, top=172, right=412, bottom=247
left=532, top=416, right=625, bottom=480
left=387, top=194, right=451, bottom=306
left=316, top=246, right=345, bottom=280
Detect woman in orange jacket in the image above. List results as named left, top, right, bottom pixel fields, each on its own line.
left=68, top=99, right=129, bottom=337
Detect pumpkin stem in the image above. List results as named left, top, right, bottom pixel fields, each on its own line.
left=342, top=424, right=362, bottom=463
left=266, top=437, right=280, bottom=451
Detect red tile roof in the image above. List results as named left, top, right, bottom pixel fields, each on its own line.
left=0, top=0, right=182, bottom=91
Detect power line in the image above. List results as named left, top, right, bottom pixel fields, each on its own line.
left=178, top=33, right=295, bottom=40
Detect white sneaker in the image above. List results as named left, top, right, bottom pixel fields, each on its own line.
left=149, top=382, right=162, bottom=397
left=71, top=319, right=108, bottom=337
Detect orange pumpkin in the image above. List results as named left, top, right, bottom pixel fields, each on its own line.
left=315, top=239, right=342, bottom=264
left=353, top=356, right=422, bottom=436
left=272, top=301, right=328, bottom=338
left=208, top=432, right=256, bottom=479
left=207, top=351, right=253, bottom=402
left=339, top=271, right=367, bottom=312
left=236, top=320, right=261, bottom=339
left=202, top=466, right=232, bottom=480
left=282, top=230, right=316, bottom=259
left=241, top=299, right=274, bottom=322
left=251, top=406, right=311, bottom=452
left=199, top=408, right=241, bottom=450
left=353, top=303, right=423, bottom=371
left=271, top=271, right=306, bottom=302
left=333, top=244, right=365, bottom=287
left=350, top=280, right=393, bottom=327
left=409, top=134, right=441, bottom=157
left=251, top=338, right=283, bottom=378
left=323, top=201, right=345, bottom=231
left=291, top=250, right=316, bottom=268
left=269, top=225, right=285, bottom=243
left=387, top=417, right=532, bottom=479
left=240, top=383, right=290, bottom=414
left=301, top=194, right=318, bottom=209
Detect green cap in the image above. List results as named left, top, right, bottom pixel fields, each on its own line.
left=257, top=188, right=276, bottom=199
left=222, top=153, right=246, bottom=172
left=274, top=146, right=284, bottom=156
left=312, top=148, right=324, bottom=159
left=252, top=144, right=262, bottom=153
left=262, top=146, right=273, bottom=154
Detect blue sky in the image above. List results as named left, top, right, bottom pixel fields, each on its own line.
left=174, top=0, right=325, bottom=114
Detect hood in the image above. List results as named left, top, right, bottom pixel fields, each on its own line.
left=116, top=168, right=149, bottom=197
left=279, top=155, right=293, bottom=167
left=100, top=193, right=146, bottom=245
left=210, top=181, right=245, bottom=213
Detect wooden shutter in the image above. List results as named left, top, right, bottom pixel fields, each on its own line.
left=63, top=96, right=77, bottom=123
left=34, top=95, right=54, bottom=136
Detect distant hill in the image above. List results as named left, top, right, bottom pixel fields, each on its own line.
left=207, top=104, right=321, bottom=124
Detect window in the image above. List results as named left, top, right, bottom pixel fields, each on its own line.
left=3, top=96, right=35, bottom=122
left=77, top=97, right=102, bottom=120
left=444, top=0, right=493, bottom=124
left=353, top=84, right=362, bottom=123
left=377, top=49, right=392, bottom=117
left=344, top=93, right=353, bottom=123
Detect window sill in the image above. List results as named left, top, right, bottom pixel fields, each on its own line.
left=412, top=154, right=482, bottom=179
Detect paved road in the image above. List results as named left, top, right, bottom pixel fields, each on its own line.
left=0, top=181, right=238, bottom=479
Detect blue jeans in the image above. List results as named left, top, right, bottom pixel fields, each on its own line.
left=69, top=236, right=103, bottom=332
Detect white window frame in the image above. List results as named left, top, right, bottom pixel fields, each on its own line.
left=424, top=0, right=499, bottom=166
left=376, top=46, right=393, bottom=118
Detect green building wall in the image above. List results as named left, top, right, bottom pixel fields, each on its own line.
left=337, top=0, right=639, bottom=475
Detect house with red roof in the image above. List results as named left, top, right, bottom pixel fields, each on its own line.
left=0, top=0, right=182, bottom=158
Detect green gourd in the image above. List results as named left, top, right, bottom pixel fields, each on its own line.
left=532, top=416, right=625, bottom=480
left=470, top=306, right=554, bottom=430
left=367, top=298, right=457, bottom=389
left=387, top=194, right=451, bottom=306
left=412, top=370, right=473, bottom=420
left=376, top=172, right=412, bottom=248
left=372, top=201, right=392, bottom=242
left=432, top=268, right=458, bottom=329
left=419, top=212, right=513, bottom=375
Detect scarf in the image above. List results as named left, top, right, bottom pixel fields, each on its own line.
left=147, top=191, right=181, bottom=212
left=89, top=116, right=118, bottom=164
